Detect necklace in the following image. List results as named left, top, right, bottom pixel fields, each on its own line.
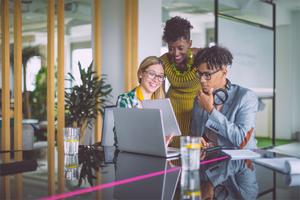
left=136, top=86, right=154, bottom=101
left=171, top=49, right=194, bottom=76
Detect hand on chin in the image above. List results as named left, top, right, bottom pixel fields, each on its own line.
left=202, top=87, right=210, bottom=94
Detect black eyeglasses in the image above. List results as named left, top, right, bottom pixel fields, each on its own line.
left=143, top=70, right=165, bottom=82
left=196, top=69, right=220, bottom=80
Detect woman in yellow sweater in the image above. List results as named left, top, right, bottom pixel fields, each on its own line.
left=160, top=16, right=201, bottom=147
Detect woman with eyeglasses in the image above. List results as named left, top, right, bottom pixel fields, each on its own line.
left=116, top=56, right=165, bottom=108
left=160, top=16, right=201, bottom=147
left=116, top=56, right=173, bottom=145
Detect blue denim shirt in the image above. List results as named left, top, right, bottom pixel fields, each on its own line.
left=191, top=83, right=258, bottom=149
left=202, top=159, right=258, bottom=200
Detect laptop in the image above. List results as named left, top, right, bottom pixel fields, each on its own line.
left=113, top=108, right=180, bottom=158
left=101, top=106, right=116, bottom=146
left=114, top=152, right=181, bottom=200
left=142, top=98, right=181, bottom=136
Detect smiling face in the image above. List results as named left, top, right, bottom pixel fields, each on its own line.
left=167, top=38, right=192, bottom=65
left=139, top=63, right=164, bottom=95
left=197, top=63, right=227, bottom=93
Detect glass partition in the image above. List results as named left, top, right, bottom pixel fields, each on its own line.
left=218, top=0, right=276, bottom=147
left=219, top=0, right=273, bottom=27
left=64, top=0, right=92, bottom=87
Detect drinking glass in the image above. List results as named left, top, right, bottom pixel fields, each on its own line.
left=64, top=154, right=79, bottom=180
left=180, top=136, right=201, bottom=170
left=180, top=170, right=201, bottom=200
left=64, top=128, right=80, bottom=154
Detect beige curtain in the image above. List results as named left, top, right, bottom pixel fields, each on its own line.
left=124, top=0, right=138, bottom=91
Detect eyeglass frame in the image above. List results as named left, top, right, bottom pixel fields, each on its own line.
left=196, top=69, right=221, bottom=80
left=143, top=70, right=165, bottom=82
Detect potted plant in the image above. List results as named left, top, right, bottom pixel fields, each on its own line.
left=65, top=61, right=112, bottom=144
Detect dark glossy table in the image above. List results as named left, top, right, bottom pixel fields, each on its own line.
left=0, top=146, right=299, bottom=200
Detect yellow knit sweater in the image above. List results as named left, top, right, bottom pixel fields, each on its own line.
left=160, top=53, right=201, bottom=147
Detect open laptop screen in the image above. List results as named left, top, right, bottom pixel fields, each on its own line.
left=142, top=98, right=181, bottom=136
left=113, top=108, right=179, bottom=158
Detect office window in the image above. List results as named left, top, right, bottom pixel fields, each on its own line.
left=25, top=56, right=42, bottom=91
left=71, top=47, right=92, bottom=86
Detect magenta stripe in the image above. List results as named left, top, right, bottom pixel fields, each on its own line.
left=41, top=167, right=180, bottom=200
left=201, top=155, right=229, bottom=165
left=41, top=155, right=229, bottom=200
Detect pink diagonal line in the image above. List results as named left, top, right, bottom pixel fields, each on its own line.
left=41, top=167, right=180, bottom=200
left=41, top=155, right=229, bottom=200
left=201, top=155, right=229, bottom=165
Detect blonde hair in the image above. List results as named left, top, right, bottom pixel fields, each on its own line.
left=137, top=56, right=165, bottom=99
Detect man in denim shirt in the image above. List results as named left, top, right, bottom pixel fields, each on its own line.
left=191, top=46, right=258, bottom=149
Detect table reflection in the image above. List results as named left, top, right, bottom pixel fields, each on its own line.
left=181, top=170, right=201, bottom=200
left=114, top=152, right=181, bottom=200
left=64, top=154, right=79, bottom=181
left=1, top=146, right=300, bottom=199
left=200, top=159, right=258, bottom=200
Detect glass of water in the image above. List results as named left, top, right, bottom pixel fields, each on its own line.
left=64, top=154, right=79, bottom=180
left=181, top=170, right=201, bottom=200
left=64, top=128, right=80, bottom=154
left=180, top=136, right=201, bottom=170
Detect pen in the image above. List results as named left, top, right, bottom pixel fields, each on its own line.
left=203, top=146, right=236, bottom=153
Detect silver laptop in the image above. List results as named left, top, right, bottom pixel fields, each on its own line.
left=114, top=152, right=181, bottom=200
left=113, top=108, right=180, bottom=158
left=142, top=98, right=181, bottom=136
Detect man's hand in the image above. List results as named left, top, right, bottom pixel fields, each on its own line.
left=200, top=137, right=209, bottom=160
left=200, top=137, right=209, bottom=148
left=197, top=88, right=214, bottom=113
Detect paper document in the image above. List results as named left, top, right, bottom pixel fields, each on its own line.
left=222, top=149, right=261, bottom=160
left=254, top=157, right=300, bottom=174
left=285, top=174, right=300, bottom=186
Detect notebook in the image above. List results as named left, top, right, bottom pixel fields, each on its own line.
left=142, top=98, right=181, bottom=136
left=113, top=108, right=180, bottom=158
left=222, top=149, right=261, bottom=160
left=254, top=157, right=300, bottom=174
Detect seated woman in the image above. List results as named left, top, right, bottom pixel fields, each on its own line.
left=116, top=56, right=173, bottom=145
left=116, top=56, right=165, bottom=108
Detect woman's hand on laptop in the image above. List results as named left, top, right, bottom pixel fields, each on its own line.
left=165, top=135, right=174, bottom=146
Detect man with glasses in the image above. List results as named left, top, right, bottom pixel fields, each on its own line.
left=191, top=46, right=258, bottom=149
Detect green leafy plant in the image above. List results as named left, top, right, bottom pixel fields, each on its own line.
left=65, top=61, right=112, bottom=143
left=30, top=66, right=47, bottom=120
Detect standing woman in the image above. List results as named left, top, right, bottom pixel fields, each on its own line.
left=116, top=56, right=165, bottom=108
left=160, top=16, right=201, bottom=146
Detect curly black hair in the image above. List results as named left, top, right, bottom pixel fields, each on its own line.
left=162, top=16, right=193, bottom=43
left=194, top=46, right=233, bottom=70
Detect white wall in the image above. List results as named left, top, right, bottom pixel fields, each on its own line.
left=275, top=8, right=300, bottom=139
left=138, top=0, right=162, bottom=64
left=95, top=0, right=163, bottom=104
left=99, top=0, right=163, bottom=104
left=101, top=0, right=125, bottom=104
